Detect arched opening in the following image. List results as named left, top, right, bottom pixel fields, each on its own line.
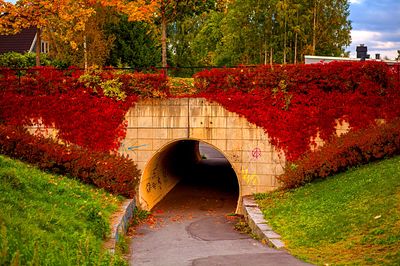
left=138, top=139, right=240, bottom=213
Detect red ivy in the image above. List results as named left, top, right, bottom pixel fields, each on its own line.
left=0, top=67, right=168, bottom=152
left=194, top=61, right=400, bottom=161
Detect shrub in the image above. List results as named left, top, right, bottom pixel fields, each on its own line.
left=278, top=118, right=400, bottom=189
left=0, top=124, right=140, bottom=197
left=0, top=66, right=83, bottom=95
left=118, top=72, right=169, bottom=97
left=194, top=61, right=396, bottom=94
left=0, top=52, right=53, bottom=68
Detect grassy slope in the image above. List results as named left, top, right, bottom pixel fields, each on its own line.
left=0, top=155, right=126, bottom=265
left=256, top=156, right=400, bottom=265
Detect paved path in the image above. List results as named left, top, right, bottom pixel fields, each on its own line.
left=129, top=158, right=310, bottom=266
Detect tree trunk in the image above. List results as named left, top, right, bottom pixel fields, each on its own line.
left=84, top=35, right=88, bottom=71
left=283, top=20, right=287, bottom=64
left=264, top=41, right=268, bottom=65
left=283, top=0, right=287, bottom=64
left=312, top=0, right=317, bottom=55
left=35, top=27, right=41, bottom=67
left=161, top=15, right=167, bottom=73
left=294, top=31, right=298, bottom=64
left=270, top=47, right=273, bottom=66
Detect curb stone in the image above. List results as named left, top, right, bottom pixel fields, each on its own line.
left=106, top=198, right=136, bottom=253
left=242, top=195, right=285, bottom=249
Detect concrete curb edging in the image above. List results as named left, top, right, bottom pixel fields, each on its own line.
left=107, top=198, right=136, bottom=253
left=242, top=196, right=285, bottom=249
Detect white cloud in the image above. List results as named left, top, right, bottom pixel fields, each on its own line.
left=351, top=30, right=382, bottom=45
left=350, top=0, right=365, bottom=4
left=348, top=30, right=400, bottom=60
left=373, top=41, right=400, bottom=50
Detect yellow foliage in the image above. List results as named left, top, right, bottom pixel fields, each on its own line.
left=0, top=0, right=159, bottom=34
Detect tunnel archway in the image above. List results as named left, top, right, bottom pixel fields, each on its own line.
left=138, top=139, right=240, bottom=212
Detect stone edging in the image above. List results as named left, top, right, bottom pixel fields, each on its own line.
left=242, top=196, right=285, bottom=249
left=106, top=198, right=136, bottom=253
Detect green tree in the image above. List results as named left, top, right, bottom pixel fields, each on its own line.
left=191, top=11, right=225, bottom=65
left=192, top=0, right=351, bottom=65
left=155, top=0, right=217, bottom=68
left=214, top=0, right=280, bottom=65
left=309, top=0, right=352, bottom=56
left=106, top=16, right=161, bottom=67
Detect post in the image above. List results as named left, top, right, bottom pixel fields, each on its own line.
left=35, top=28, right=41, bottom=67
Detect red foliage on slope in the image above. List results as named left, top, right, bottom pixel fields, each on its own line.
left=0, top=67, right=168, bottom=152
left=0, top=124, right=140, bottom=197
left=278, top=118, right=400, bottom=189
left=194, top=62, right=400, bottom=161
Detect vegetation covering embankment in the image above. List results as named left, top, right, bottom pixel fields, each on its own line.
left=1, top=61, right=399, bottom=196
left=1, top=61, right=399, bottom=162
left=0, top=67, right=167, bottom=152
left=0, top=124, right=139, bottom=198
left=194, top=61, right=400, bottom=161
left=0, top=155, right=127, bottom=265
left=254, top=103, right=400, bottom=264
left=256, top=156, right=400, bottom=265
left=278, top=117, right=400, bottom=189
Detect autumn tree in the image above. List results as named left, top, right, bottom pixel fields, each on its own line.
left=49, top=4, right=117, bottom=68
left=0, top=0, right=97, bottom=66
left=1, top=0, right=61, bottom=66
left=0, top=0, right=158, bottom=67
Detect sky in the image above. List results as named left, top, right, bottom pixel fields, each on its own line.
left=6, top=0, right=400, bottom=60
left=348, top=0, right=400, bottom=59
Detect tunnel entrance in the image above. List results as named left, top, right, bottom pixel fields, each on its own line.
left=138, top=140, right=240, bottom=213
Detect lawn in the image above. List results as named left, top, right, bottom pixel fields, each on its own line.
left=256, top=156, right=400, bottom=265
left=0, top=155, right=126, bottom=265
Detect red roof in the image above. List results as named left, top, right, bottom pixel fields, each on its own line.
left=0, top=28, right=37, bottom=54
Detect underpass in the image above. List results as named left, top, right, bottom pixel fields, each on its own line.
left=130, top=143, right=310, bottom=266
left=120, top=98, right=288, bottom=212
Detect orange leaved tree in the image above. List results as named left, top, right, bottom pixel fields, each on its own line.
left=0, top=0, right=158, bottom=67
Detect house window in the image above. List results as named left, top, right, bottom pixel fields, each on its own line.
left=41, top=41, right=49, bottom=54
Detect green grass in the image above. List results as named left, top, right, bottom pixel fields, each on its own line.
left=0, top=155, right=127, bottom=265
left=256, top=156, right=400, bottom=265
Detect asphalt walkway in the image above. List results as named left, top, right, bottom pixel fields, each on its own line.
left=129, top=155, right=310, bottom=266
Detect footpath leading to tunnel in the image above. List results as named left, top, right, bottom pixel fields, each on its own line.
left=129, top=158, right=311, bottom=266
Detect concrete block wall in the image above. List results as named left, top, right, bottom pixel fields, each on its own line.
left=121, top=98, right=286, bottom=211
left=24, top=97, right=355, bottom=212
left=187, top=98, right=285, bottom=196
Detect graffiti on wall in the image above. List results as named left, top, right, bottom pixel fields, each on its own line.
left=145, top=161, right=164, bottom=193
left=251, top=147, right=262, bottom=159
left=240, top=146, right=263, bottom=186
left=120, top=140, right=148, bottom=156
left=128, top=144, right=149, bottom=151
left=241, top=167, right=259, bottom=185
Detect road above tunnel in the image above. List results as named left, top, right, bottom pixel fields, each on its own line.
left=129, top=159, right=310, bottom=266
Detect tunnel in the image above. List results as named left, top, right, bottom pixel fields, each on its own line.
left=138, top=139, right=240, bottom=212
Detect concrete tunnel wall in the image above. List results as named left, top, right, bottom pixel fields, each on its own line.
left=119, top=98, right=287, bottom=212
left=26, top=98, right=350, bottom=212
left=139, top=140, right=202, bottom=211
